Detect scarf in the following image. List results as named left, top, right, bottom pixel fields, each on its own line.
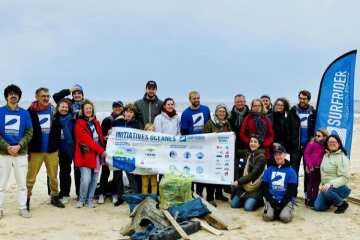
left=161, top=107, right=177, bottom=118
left=60, top=113, right=75, bottom=159
left=110, top=112, right=120, bottom=122
left=252, top=111, right=266, bottom=142
left=30, top=101, right=50, bottom=112
left=233, top=107, right=247, bottom=127
left=72, top=101, right=82, bottom=114
left=272, top=111, right=285, bottom=143
left=212, top=114, right=227, bottom=129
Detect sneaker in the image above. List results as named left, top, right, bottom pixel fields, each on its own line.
left=334, top=201, right=349, bottom=214
left=112, top=195, right=118, bottom=204
left=215, top=195, right=229, bottom=202
left=98, top=194, right=105, bottom=204
left=0, top=210, right=3, bottom=219
left=51, top=196, right=65, bottom=208
left=46, top=197, right=51, bottom=204
left=76, top=201, right=84, bottom=208
left=18, top=209, right=31, bottom=218
left=209, top=200, right=217, bottom=208
left=114, top=198, right=124, bottom=207
left=61, top=197, right=70, bottom=204
left=85, top=201, right=96, bottom=208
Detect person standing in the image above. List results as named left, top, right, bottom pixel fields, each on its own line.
left=154, top=98, right=180, bottom=136
left=180, top=91, right=211, bottom=196
left=260, top=94, right=272, bottom=115
left=229, top=94, right=249, bottom=150
left=284, top=90, right=316, bottom=198
left=134, top=81, right=163, bottom=127
left=0, top=85, right=33, bottom=218
left=27, top=87, right=64, bottom=210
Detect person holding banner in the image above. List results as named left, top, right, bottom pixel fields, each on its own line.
left=231, top=134, right=267, bottom=211
left=203, top=103, right=232, bottom=207
left=75, top=99, right=107, bottom=208
left=240, top=99, right=274, bottom=165
left=111, top=103, right=142, bottom=206
left=314, top=135, right=351, bottom=214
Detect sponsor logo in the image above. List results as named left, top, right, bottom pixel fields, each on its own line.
left=221, top=176, right=225, bottom=181
left=216, top=155, right=222, bottom=158
left=183, top=152, right=191, bottom=159
left=216, top=151, right=223, bottom=154
left=147, top=148, right=155, bottom=152
left=224, top=167, right=229, bottom=171
left=183, top=135, right=205, bottom=142
left=225, top=146, right=229, bottom=150
left=38, top=114, right=50, bottom=133
left=170, top=151, right=177, bottom=158
left=215, top=163, right=222, bottom=166
left=216, top=146, right=222, bottom=149
left=225, top=151, right=229, bottom=154
left=216, top=167, right=222, bottom=170
left=5, top=115, right=20, bottom=131
left=224, top=171, right=229, bottom=176
left=183, top=166, right=190, bottom=173
left=225, top=155, right=229, bottom=158
left=196, top=152, right=204, bottom=160
left=179, top=136, right=186, bottom=142
left=196, top=166, right=203, bottom=174
left=224, top=163, right=229, bottom=166
left=215, top=172, right=221, bottom=175
left=192, top=113, right=205, bottom=132
left=169, top=165, right=177, bottom=170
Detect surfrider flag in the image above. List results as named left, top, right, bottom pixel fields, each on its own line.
left=315, top=50, right=357, bottom=158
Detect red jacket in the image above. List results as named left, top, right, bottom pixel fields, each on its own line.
left=240, top=113, right=274, bottom=159
left=74, top=118, right=105, bottom=168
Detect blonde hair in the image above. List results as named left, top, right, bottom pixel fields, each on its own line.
left=79, top=99, right=96, bottom=117
left=251, top=98, right=267, bottom=114
left=123, top=103, right=138, bottom=114
left=317, top=128, right=329, bottom=138
left=144, top=123, right=156, bottom=131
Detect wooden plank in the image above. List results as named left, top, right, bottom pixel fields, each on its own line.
left=162, top=210, right=190, bottom=240
left=190, top=218, right=223, bottom=236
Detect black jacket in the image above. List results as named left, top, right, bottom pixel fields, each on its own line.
left=27, top=105, right=61, bottom=153
left=284, top=105, right=316, bottom=153
left=53, top=89, right=75, bottom=104
left=229, top=105, right=249, bottom=149
left=112, top=115, right=143, bottom=130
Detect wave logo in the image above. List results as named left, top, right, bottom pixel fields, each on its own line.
left=5, top=115, right=20, bottom=130
left=112, top=150, right=136, bottom=172
left=327, top=127, right=347, bottom=146
left=179, top=136, right=186, bottom=142
left=38, top=114, right=50, bottom=130
left=192, top=113, right=204, bottom=128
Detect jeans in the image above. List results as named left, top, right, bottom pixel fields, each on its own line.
left=314, top=186, right=351, bottom=211
left=231, top=195, right=260, bottom=211
left=79, top=167, right=99, bottom=203
left=126, top=173, right=138, bottom=194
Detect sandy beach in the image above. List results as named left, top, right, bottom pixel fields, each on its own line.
left=1, top=121, right=360, bottom=240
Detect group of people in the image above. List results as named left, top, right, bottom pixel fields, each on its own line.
left=0, top=81, right=351, bottom=223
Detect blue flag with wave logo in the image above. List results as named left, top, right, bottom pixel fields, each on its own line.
left=315, top=50, right=357, bottom=158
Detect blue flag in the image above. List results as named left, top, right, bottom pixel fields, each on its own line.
left=315, top=50, right=357, bottom=158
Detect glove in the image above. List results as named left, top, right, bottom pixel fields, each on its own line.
left=274, top=205, right=283, bottom=219
left=269, top=199, right=278, bottom=209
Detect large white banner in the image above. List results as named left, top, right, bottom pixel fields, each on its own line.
left=105, top=127, right=234, bottom=185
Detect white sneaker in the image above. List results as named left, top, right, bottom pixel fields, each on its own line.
left=112, top=195, right=118, bottom=204
left=46, top=197, right=51, bottom=204
left=61, top=196, right=70, bottom=204
left=76, top=201, right=84, bottom=208
left=18, top=209, right=31, bottom=218
left=98, top=194, right=105, bottom=204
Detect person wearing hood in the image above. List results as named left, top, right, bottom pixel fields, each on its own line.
left=202, top=103, right=232, bottom=207
left=27, top=87, right=64, bottom=210
left=134, top=81, right=163, bottom=127
left=154, top=98, right=180, bottom=136
left=111, top=103, right=143, bottom=206
left=231, top=134, right=267, bottom=211
left=75, top=99, right=107, bottom=208
left=284, top=90, right=316, bottom=199
left=240, top=99, right=274, bottom=163
left=261, top=145, right=297, bottom=223
left=303, top=128, right=328, bottom=209
left=229, top=94, right=249, bottom=149
left=98, top=101, right=124, bottom=205
left=314, top=135, right=351, bottom=214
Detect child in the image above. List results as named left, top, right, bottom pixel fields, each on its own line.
left=141, top=123, right=158, bottom=194
left=303, top=128, right=329, bottom=209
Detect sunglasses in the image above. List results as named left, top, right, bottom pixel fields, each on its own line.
left=315, top=134, right=323, bottom=138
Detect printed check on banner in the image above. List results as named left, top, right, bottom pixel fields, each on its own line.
left=105, top=127, right=235, bottom=185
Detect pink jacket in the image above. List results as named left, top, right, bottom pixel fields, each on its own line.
left=303, top=141, right=326, bottom=168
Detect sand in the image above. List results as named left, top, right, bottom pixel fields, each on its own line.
left=1, top=121, right=360, bottom=240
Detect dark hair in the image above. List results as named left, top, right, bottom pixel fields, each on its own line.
left=274, top=97, right=290, bottom=113
left=298, top=90, right=311, bottom=100
left=4, top=84, right=22, bottom=102
left=325, top=134, right=348, bottom=156
left=248, top=134, right=263, bottom=150
left=79, top=99, right=96, bottom=117
left=35, top=87, right=49, bottom=96
left=56, top=98, right=74, bottom=116
left=163, top=98, right=175, bottom=107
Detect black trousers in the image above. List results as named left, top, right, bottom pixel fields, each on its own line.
left=205, top=184, right=224, bottom=201
left=99, top=165, right=116, bottom=195
left=58, top=154, right=72, bottom=198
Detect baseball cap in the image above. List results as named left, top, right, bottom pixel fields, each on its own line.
left=112, top=101, right=124, bottom=107
left=273, top=145, right=286, bottom=153
left=146, top=80, right=157, bottom=89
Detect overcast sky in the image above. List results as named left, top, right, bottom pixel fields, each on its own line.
left=1, top=1, right=359, bottom=103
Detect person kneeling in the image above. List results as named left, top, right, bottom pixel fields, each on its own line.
left=261, top=145, right=297, bottom=223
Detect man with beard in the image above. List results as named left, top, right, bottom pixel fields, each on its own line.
left=180, top=91, right=211, bottom=197
left=0, top=85, right=33, bottom=218
left=135, top=81, right=163, bottom=127
left=284, top=90, right=316, bottom=200
left=261, top=94, right=273, bottom=115
left=27, top=87, right=64, bottom=211
left=229, top=94, right=249, bottom=149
